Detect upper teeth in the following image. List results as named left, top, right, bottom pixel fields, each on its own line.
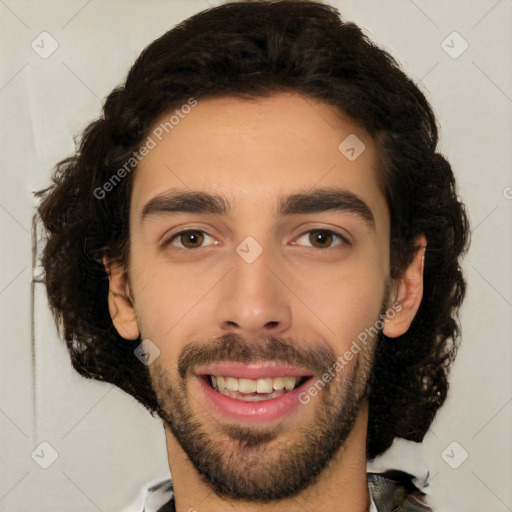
left=212, top=376, right=301, bottom=394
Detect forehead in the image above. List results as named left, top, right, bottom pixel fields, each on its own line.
left=131, top=92, right=387, bottom=228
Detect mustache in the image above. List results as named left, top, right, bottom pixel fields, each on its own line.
left=177, top=333, right=337, bottom=380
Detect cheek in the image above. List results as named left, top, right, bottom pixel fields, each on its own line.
left=129, top=253, right=220, bottom=355
left=287, top=256, right=386, bottom=350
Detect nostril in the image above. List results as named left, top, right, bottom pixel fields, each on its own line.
left=265, top=321, right=279, bottom=329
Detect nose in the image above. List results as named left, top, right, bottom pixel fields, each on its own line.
left=214, top=246, right=292, bottom=338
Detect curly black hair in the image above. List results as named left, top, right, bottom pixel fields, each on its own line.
left=35, top=0, right=470, bottom=460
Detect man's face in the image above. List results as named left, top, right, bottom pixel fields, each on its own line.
left=126, top=92, right=391, bottom=500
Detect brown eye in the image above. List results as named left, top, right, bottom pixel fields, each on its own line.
left=294, top=229, right=348, bottom=249
left=176, top=230, right=207, bottom=249
left=308, top=230, right=334, bottom=248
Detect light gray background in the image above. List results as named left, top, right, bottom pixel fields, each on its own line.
left=1, top=1, right=511, bottom=511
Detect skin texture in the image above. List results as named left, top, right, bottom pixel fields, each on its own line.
left=105, top=92, right=426, bottom=512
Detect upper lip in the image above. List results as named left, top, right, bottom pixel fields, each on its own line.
left=195, top=362, right=313, bottom=379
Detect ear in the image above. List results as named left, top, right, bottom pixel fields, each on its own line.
left=383, top=234, right=427, bottom=338
left=103, top=256, right=140, bottom=340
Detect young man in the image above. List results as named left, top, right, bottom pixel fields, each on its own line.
left=36, top=1, right=469, bottom=510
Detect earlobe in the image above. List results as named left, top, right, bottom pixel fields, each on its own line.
left=383, top=235, right=427, bottom=339
left=103, top=256, right=140, bottom=340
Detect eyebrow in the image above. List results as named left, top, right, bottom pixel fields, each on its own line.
left=279, top=187, right=375, bottom=227
left=139, top=187, right=375, bottom=228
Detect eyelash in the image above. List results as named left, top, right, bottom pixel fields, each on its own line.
left=163, top=228, right=350, bottom=251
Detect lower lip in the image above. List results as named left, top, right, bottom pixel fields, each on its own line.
left=196, top=376, right=313, bottom=423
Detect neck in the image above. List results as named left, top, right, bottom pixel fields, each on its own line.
left=164, top=400, right=371, bottom=512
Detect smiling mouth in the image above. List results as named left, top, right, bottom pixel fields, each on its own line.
left=201, top=374, right=310, bottom=402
